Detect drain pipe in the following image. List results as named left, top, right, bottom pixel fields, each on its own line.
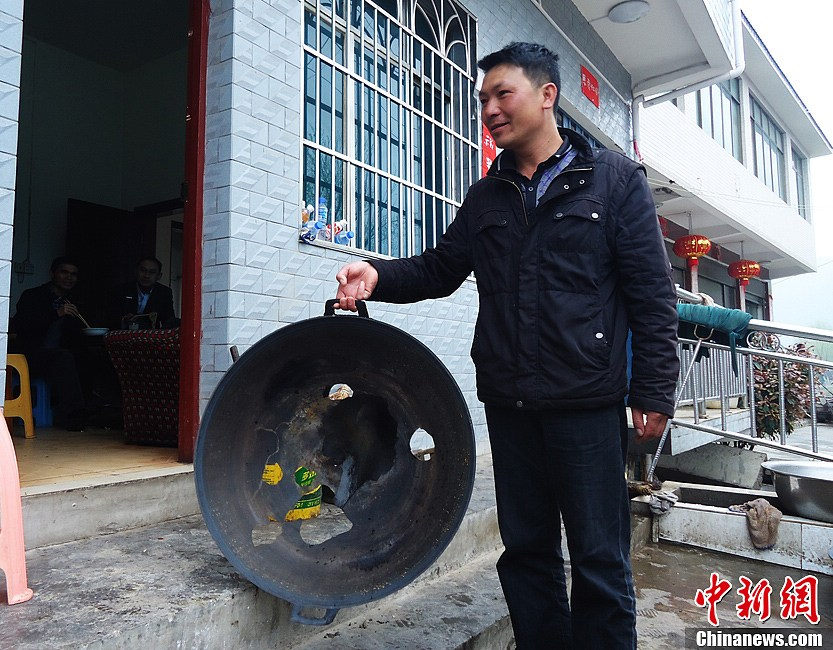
left=632, top=94, right=644, bottom=162
left=632, top=0, right=745, bottom=159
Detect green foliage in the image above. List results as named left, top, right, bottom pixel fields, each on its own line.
left=753, top=341, right=819, bottom=439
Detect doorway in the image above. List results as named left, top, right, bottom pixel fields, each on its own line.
left=7, top=0, right=204, bottom=483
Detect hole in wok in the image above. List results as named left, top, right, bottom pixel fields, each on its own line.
left=251, top=393, right=399, bottom=548
left=410, top=428, right=435, bottom=461
left=252, top=520, right=283, bottom=547
left=300, top=502, right=354, bottom=545
left=317, top=393, right=397, bottom=502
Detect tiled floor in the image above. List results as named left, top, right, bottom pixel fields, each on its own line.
left=10, top=425, right=181, bottom=488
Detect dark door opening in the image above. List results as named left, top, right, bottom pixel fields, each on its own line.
left=7, top=0, right=203, bottom=476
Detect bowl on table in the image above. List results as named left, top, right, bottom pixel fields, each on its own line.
left=81, top=327, right=109, bottom=336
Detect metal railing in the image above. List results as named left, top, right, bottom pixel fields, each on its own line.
left=672, top=286, right=833, bottom=462
left=676, top=342, right=747, bottom=406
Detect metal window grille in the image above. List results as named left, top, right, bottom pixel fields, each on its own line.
left=301, top=0, right=479, bottom=257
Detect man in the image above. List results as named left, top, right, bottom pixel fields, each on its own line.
left=335, top=43, right=679, bottom=648
left=13, top=257, right=87, bottom=430
left=110, top=257, right=177, bottom=329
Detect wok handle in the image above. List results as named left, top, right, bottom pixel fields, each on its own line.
left=290, top=604, right=339, bottom=626
left=324, top=299, right=369, bottom=318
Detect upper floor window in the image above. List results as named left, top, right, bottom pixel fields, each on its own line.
left=302, top=0, right=479, bottom=257
left=750, top=96, right=786, bottom=199
left=792, top=147, right=808, bottom=219
left=696, top=78, right=742, bottom=161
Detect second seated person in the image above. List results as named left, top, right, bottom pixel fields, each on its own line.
left=110, top=257, right=178, bottom=329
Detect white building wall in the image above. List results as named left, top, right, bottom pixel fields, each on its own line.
left=0, top=0, right=23, bottom=389
left=202, top=0, right=633, bottom=453
left=640, top=100, right=815, bottom=277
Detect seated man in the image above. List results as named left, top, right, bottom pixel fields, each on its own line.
left=110, top=257, right=178, bottom=329
left=13, top=257, right=86, bottom=430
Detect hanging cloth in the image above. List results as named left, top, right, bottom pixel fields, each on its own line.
left=676, top=303, right=752, bottom=376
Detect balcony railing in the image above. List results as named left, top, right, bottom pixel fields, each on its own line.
left=669, top=286, right=833, bottom=463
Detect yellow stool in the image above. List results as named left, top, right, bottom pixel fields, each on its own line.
left=4, top=354, right=35, bottom=439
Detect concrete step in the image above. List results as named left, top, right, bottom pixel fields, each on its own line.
left=20, top=465, right=199, bottom=549
left=2, top=512, right=511, bottom=650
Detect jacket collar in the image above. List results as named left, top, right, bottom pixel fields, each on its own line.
left=488, top=127, right=595, bottom=177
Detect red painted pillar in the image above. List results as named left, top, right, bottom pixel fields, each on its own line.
left=179, top=0, right=210, bottom=462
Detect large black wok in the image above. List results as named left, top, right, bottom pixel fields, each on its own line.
left=195, top=301, right=476, bottom=625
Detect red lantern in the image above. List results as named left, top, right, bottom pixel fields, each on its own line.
left=728, top=260, right=761, bottom=287
left=673, top=235, right=712, bottom=269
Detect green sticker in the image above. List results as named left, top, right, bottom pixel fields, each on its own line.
left=295, top=466, right=316, bottom=487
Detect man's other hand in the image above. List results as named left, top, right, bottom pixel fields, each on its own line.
left=57, top=302, right=79, bottom=318
left=335, top=261, right=378, bottom=311
left=631, top=408, right=669, bottom=441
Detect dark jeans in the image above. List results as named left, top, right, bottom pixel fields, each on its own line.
left=27, top=347, right=85, bottom=422
left=485, top=403, right=636, bottom=650
left=26, top=316, right=88, bottom=424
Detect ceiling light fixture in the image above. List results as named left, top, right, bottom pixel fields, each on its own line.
left=608, top=0, right=651, bottom=24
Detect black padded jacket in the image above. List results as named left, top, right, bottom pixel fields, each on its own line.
left=368, top=129, right=679, bottom=416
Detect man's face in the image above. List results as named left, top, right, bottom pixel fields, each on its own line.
left=136, top=261, right=161, bottom=290
left=479, top=64, right=556, bottom=151
left=51, top=264, right=78, bottom=292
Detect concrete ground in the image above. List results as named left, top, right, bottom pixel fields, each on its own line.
left=2, top=510, right=831, bottom=649
left=764, top=422, right=833, bottom=461
left=3, top=441, right=832, bottom=648
left=633, top=543, right=833, bottom=649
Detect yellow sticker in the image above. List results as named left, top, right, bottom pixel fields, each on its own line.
left=261, top=462, right=284, bottom=485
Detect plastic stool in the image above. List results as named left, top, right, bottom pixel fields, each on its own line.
left=4, top=355, right=34, bottom=439
left=0, top=411, right=34, bottom=604
left=31, top=379, right=52, bottom=428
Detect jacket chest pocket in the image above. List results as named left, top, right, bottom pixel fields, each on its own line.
left=473, top=209, right=512, bottom=294
left=548, top=197, right=604, bottom=253
left=474, top=210, right=512, bottom=260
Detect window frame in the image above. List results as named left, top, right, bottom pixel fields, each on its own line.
left=791, top=145, right=808, bottom=220
left=749, top=95, right=787, bottom=199
left=695, top=77, right=742, bottom=161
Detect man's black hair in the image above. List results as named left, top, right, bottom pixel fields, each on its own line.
left=50, top=256, right=79, bottom=273
left=137, top=256, right=163, bottom=272
left=477, top=42, right=561, bottom=114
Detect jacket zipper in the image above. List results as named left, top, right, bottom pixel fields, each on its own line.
left=490, top=176, right=528, bottom=226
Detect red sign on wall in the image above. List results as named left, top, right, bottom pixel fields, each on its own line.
left=482, top=124, right=497, bottom=177
left=581, top=66, right=600, bottom=108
